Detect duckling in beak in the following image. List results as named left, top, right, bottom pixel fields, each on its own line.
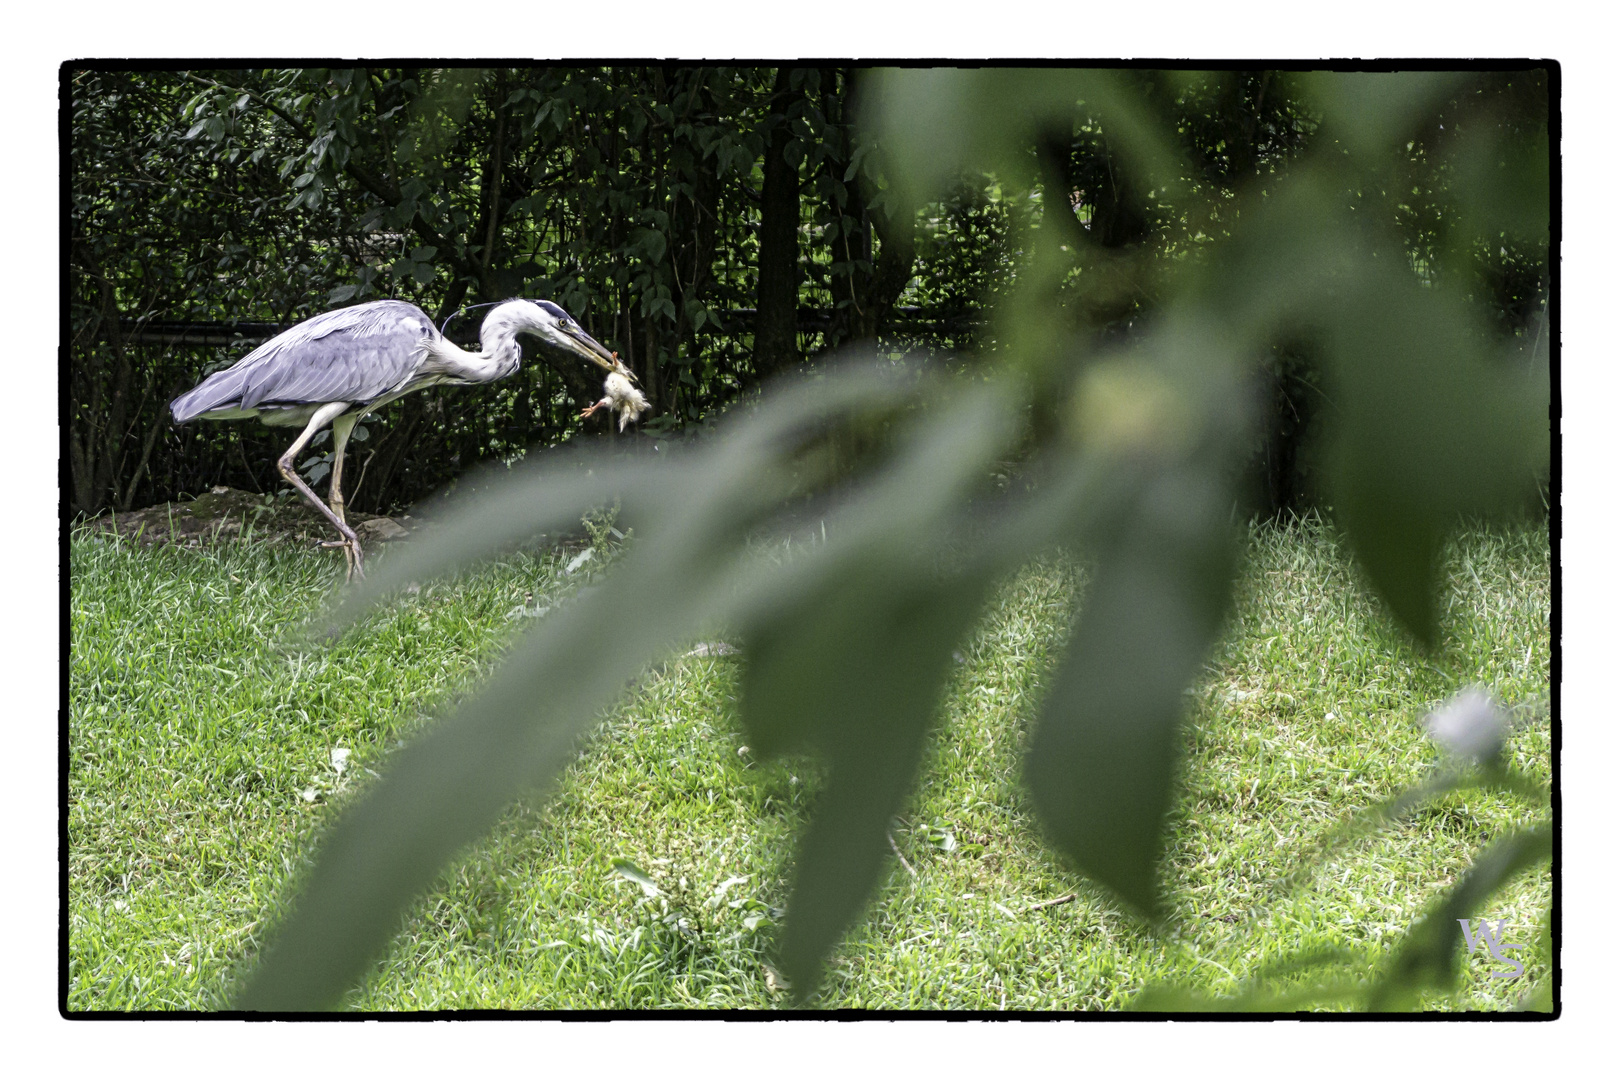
left=580, top=369, right=650, bottom=431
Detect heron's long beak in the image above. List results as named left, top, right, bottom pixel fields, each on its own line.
left=560, top=326, right=637, bottom=382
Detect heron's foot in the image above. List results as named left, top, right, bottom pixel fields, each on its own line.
left=319, top=538, right=366, bottom=582
left=580, top=399, right=608, bottom=420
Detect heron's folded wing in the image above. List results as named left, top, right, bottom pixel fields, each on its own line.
left=172, top=301, right=437, bottom=421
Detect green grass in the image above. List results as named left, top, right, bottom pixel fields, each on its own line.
left=67, top=516, right=1552, bottom=1011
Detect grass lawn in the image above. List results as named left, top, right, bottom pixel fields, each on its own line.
left=66, top=516, right=1552, bottom=1011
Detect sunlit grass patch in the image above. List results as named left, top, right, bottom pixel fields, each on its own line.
left=67, top=517, right=1550, bottom=1010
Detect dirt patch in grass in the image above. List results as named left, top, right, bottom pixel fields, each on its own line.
left=88, top=486, right=412, bottom=551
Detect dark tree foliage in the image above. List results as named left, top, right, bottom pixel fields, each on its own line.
left=68, top=66, right=1548, bottom=523
left=69, top=70, right=363, bottom=516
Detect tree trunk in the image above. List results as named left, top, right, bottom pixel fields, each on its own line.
left=1090, top=140, right=1149, bottom=250
left=1037, top=131, right=1090, bottom=250
left=475, top=79, right=507, bottom=299
left=753, top=68, right=802, bottom=382
left=849, top=203, right=916, bottom=344
left=669, top=70, right=722, bottom=416
left=827, top=71, right=917, bottom=348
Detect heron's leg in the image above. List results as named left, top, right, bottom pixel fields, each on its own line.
left=276, top=402, right=366, bottom=581
left=328, top=412, right=358, bottom=525
left=579, top=397, right=610, bottom=420
left=326, top=412, right=359, bottom=579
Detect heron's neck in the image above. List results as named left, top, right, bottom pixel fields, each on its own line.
left=422, top=332, right=520, bottom=384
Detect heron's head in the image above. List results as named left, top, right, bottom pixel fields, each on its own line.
left=499, top=300, right=636, bottom=381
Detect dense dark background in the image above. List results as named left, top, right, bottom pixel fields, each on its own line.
left=67, top=66, right=1549, bottom=520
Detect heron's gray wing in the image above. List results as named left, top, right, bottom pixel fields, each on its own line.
left=171, top=301, right=438, bottom=422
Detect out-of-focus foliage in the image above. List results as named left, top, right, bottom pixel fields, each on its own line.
left=228, top=68, right=1552, bottom=1010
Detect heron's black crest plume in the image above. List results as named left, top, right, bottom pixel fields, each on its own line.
left=439, top=301, right=503, bottom=337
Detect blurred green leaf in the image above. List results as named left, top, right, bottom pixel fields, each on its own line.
left=744, top=566, right=990, bottom=996
left=1367, top=824, right=1551, bottom=1010
left=242, top=362, right=1003, bottom=1009
left=243, top=366, right=919, bottom=1009
left=735, top=383, right=1020, bottom=995
left=1299, top=72, right=1468, bottom=158
left=1191, top=164, right=1547, bottom=646
left=325, top=363, right=923, bottom=630
left=1024, top=458, right=1236, bottom=918
left=1447, top=126, right=1550, bottom=244
left=864, top=68, right=1187, bottom=212
left=1322, top=266, right=1547, bottom=645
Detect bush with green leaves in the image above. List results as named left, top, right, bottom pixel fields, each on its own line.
left=232, top=69, right=1550, bottom=1010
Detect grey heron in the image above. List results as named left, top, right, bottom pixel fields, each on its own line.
left=170, top=298, right=640, bottom=580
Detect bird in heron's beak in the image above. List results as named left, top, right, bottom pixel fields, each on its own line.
left=580, top=370, right=651, bottom=431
